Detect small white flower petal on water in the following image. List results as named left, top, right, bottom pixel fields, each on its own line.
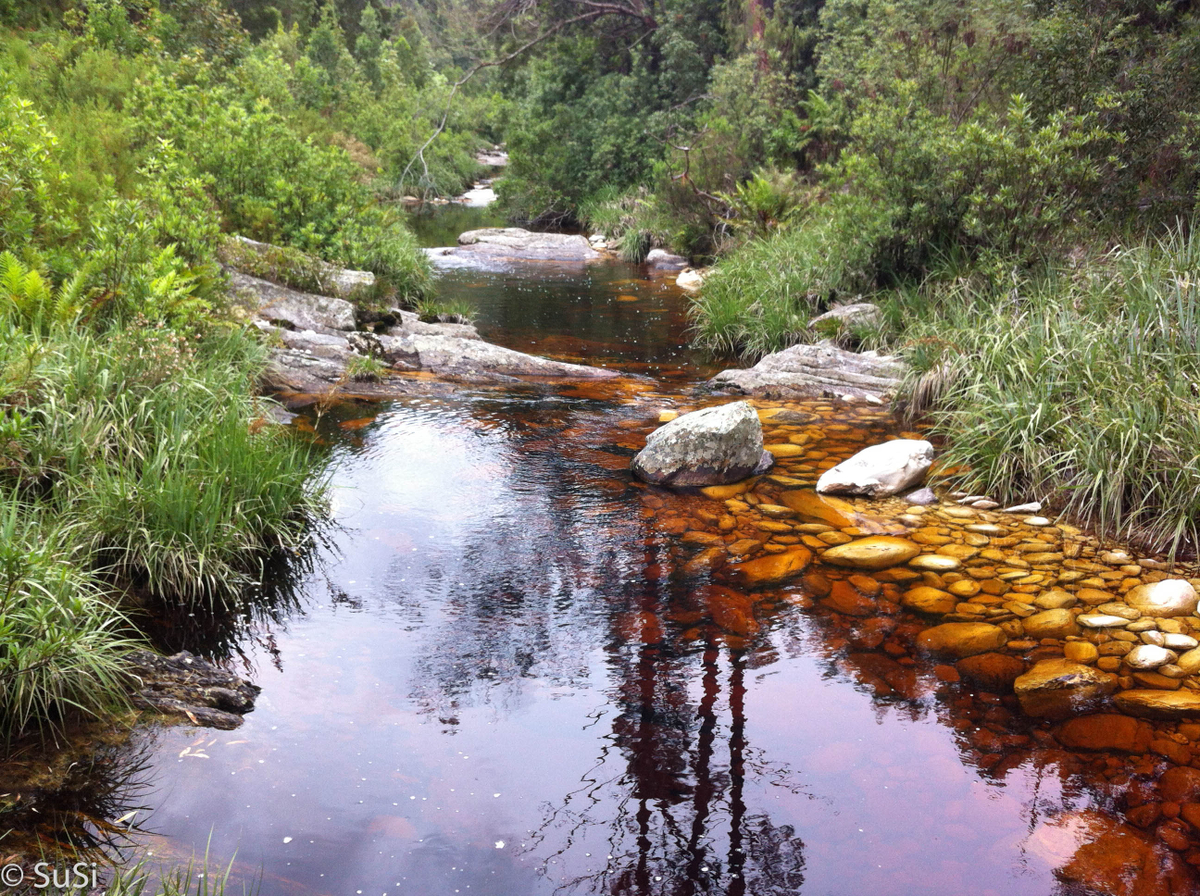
left=283, top=837, right=293, bottom=844
left=495, top=841, right=505, bottom=849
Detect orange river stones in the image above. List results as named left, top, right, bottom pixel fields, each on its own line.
left=1014, top=659, right=1117, bottom=719
left=820, top=536, right=922, bottom=571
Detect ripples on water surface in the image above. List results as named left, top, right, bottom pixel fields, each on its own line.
left=74, top=230, right=1107, bottom=896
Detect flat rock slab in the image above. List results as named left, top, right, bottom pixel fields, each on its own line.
left=227, top=236, right=375, bottom=300
left=380, top=333, right=617, bottom=380
left=456, top=228, right=601, bottom=262
left=632, top=401, right=772, bottom=487
left=388, top=308, right=480, bottom=340
left=260, top=347, right=456, bottom=402
left=232, top=271, right=357, bottom=332
left=258, top=317, right=613, bottom=400
left=710, top=340, right=907, bottom=401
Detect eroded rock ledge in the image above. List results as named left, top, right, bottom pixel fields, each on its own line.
left=710, top=340, right=907, bottom=401
left=229, top=261, right=618, bottom=399
left=127, top=649, right=259, bottom=730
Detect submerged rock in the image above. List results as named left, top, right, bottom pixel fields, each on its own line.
left=822, top=536, right=922, bottom=570
left=127, top=649, right=260, bottom=730
left=778, top=490, right=860, bottom=528
left=710, top=340, right=906, bottom=401
left=632, top=401, right=772, bottom=487
left=1049, top=810, right=1197, bottom=896
left=916, top=622, right=1008, bottom=659
left=955, top=652, right=1025, bottom=692
left=1014, top=659, right=1116, bottom=719
left=816, top=439, right=934, bottom=498
left=1055, top=714, right=1155, bottom=752
left=729, top=546, right=813, bottom=587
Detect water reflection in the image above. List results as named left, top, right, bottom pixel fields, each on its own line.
left=8, top=232, right=1179, bottom=893
left=533, top=634, right=808, bottom=896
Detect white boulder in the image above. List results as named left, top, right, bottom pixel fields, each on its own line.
left=816, top=439, right=934, bottom=498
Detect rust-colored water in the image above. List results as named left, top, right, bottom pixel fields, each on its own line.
left=9, top=212, right=1200, bottom=896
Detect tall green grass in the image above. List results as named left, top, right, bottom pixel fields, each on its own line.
left=0, top=491, right=138, bottom=744
left=688, top=194, right=888, bottom=358
left=3, top=322, right=324, bottom=609
left=895, top=225, right=1200, bottom=555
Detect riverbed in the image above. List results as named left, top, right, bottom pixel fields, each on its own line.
left=18, top=211, right=1200, bottom=896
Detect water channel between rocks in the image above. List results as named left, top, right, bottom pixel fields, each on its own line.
left=36, top=210, right=1200, bottom=896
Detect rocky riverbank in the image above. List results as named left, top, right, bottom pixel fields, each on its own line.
left=226, top=248, right=619, bottom=403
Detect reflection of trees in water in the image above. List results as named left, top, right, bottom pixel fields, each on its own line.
left=527, top=639, right=809, bottom=896
left=142, top=535, right=319, bottom=667
left=378, top=396, right=811, bottom=892
left=396, top=401, right=652, bottom=728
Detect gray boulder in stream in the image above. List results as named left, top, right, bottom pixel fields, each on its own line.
left=710, top=340, right=906, bottom=401
left=632, top=401, right=772, bottom=487
left=450, top=228, right=601, bottom=262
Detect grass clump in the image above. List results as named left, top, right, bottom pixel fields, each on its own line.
left=689, top=194, right=887, bottom=357
left=3, top=322, right=323, bottom=609
left=894, top=225, right=1200, bottom=557
left=345, top=352, right=386, bottom=382
left=0, top=491, right=139, bottom=744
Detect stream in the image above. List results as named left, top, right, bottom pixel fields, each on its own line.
left=15, top=206, right=1193, bottom=896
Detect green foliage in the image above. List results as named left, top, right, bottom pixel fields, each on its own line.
left=833, top=88, right=1107, bottom=273
left=717, top=168, right=805, bottom=242
left=0, top=252, right=83, bottom=335
left=690, top=192, right=889, bottom=357
left=0, top=489, right=138, bottom=744
left=895, top=225, right=1200, bottom=556
left=2, top=323, right=323, bottom=610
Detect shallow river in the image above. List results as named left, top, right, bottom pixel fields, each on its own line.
left=37, top=213, right=1190, bottom=896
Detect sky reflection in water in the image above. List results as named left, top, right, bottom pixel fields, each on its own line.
left=110, top=232, right=1096, bottom=896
